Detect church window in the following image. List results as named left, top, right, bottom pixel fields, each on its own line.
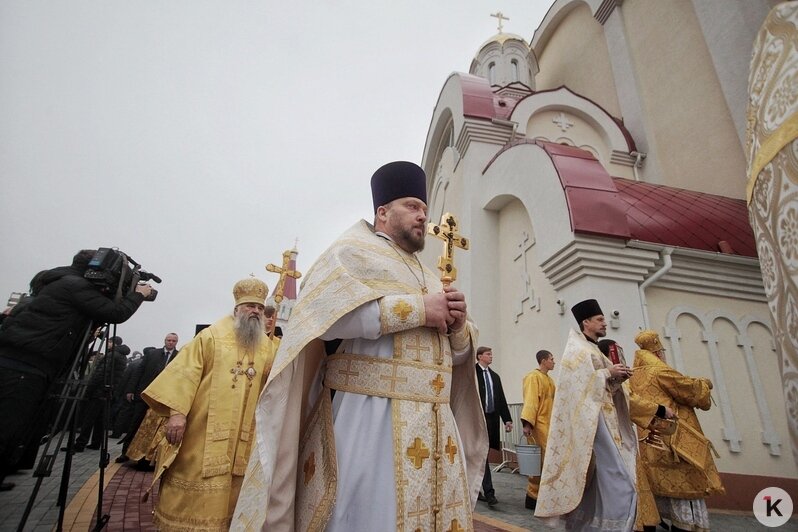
left=488, top=62, right=496, bottom=85
left=511, top=59, right=518, bottom=82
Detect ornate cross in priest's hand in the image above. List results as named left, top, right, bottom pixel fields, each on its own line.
left=427, top=213, right=470, bottom=288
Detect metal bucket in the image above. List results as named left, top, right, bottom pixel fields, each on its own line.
left=515, top=443, right=541, bottom=476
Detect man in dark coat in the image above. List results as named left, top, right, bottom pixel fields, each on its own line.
left=475, top=345, right=513, bottom=506
left=0, top=249, right=152, bottom=490
left=117, top=333, right=178, bottom=462
left=71, top=341, right=129, bottom=451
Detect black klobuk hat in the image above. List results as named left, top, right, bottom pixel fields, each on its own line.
left=370, top=161, right=427, bottom=213
left=571, top=298, right=604, bottom=324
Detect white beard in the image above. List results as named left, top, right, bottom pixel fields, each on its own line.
left=234, top=312, right=264, bottom=351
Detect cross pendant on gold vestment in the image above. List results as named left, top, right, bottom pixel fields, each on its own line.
left=427, top=213, right=470, bottom=288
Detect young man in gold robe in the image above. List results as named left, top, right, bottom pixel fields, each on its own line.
left=520, top=349, right=555, bottom=511
left=232, top=161, right=487, bottom=531
left=631, top=330, right=724, bottom=532
left=141, top=278, right=277, bottom=531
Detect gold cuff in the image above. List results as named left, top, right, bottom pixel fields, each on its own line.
left=448, top=324, right=470, bottom=352
left=379, top=294, right=425, bottom=335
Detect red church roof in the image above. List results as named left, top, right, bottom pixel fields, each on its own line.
left=613, top=177, right=756, bottom=257
left=535, top=141, right=756, bottom=257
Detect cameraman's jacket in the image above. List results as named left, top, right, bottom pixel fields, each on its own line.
left=0, top=267, right=143, bottom=381
left=85, top=345, right=130, bottom=398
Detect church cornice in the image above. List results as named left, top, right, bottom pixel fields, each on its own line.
left=541, top=236, right=766, bottom=301
left=541, top=235, right=659, bottom=289
left=454, top=118, right=516, bottom=157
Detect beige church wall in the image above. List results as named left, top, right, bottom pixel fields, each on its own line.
left=645, top=287, right=797, bottom=480
left=620, top=0, right=747, bottom=198
left=490, top=198, right=563, bottom=404
left=534, top=2, right=621, bottom=118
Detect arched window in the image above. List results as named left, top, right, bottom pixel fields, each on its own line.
left=511, top=59, right=519, bottom=82
left=488, top=62, right=496, bottom=85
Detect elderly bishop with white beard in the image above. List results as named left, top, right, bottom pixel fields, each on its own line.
left=140, top=277, right=278, bottom=532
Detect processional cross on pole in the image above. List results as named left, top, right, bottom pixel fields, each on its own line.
left=427, top=212, right=470, bottom=288
left=265, top=249, right=302, bottom=337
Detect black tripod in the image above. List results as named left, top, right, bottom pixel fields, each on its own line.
left=16, top=323, right=118, bottom=532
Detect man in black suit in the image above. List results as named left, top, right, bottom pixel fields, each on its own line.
left=475, top=345, right=513, bottom=506
left=116, top=332, right=178, bottom=462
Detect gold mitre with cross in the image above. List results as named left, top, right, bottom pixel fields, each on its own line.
left=233, top=277, right=269, bottom=306
left=427, top=212, right=470, bottom=286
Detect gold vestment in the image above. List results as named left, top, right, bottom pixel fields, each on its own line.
left=630, top=349, right=724, bottom=500
left=141, top=316, right=276, bottom=531
left=520, top=369, right=555, bottom=499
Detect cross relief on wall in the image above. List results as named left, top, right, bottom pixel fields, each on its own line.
left=514, top=230, right=540, bottom=322
left=553, top=112, right=574, bottom=133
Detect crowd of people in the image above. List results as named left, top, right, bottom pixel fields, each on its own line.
left=0, top=160, right=723, bottom=531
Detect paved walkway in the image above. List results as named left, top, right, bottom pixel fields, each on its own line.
left=1, top=445, right=796, bottom=531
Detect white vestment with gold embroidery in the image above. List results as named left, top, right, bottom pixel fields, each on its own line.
left=535, top=329, right=637, bottom=531
left=231, top=220, right=488, bottom=532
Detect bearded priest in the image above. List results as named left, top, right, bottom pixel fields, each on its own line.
left=141, top=277, right=277, bottom=531
left=232, top=161, right=486, bottom=532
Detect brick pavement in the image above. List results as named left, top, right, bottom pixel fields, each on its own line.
left=2, top=448, right=797, bottom=531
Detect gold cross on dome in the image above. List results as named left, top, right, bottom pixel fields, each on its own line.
left=490, top=11, right=509, bottom=33
left=265, top=250, right=302, bottom=305
left=427, top=213, right=470, bottom=287
left=406, top=437, right=430, bottom=469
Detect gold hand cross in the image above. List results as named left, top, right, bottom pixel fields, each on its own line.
left=427, top=213, right=470, bottom=287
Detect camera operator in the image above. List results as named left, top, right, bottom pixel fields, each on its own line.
left=0, top=249, right=153, bottom=491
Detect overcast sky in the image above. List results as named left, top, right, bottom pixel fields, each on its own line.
left=0, top=1, right=550, bottom=352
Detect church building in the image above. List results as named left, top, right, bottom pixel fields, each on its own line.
left=419, top=0, right=796, bottom=509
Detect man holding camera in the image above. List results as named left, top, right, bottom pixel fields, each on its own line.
left=0, top=249, right=152, bottom=491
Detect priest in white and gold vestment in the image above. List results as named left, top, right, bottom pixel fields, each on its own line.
left=535, top=299, right=638, bottom=531
left=141, top=278, right=277, bottom=531
left=232, top=161, right=487, bottom=531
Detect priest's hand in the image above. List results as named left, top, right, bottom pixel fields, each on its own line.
left=423, top=292, right=453, bottom=334
left=663, top=406, right=676, bottom=419
left=165, top=413, right=187, bottom=445
left=609, top=364, right=632, bottom=381
left=443, top=286, right=467, bottom=332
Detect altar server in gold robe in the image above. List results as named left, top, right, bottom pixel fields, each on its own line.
left=631, top=330, right=724, bottom=532
left=232, top=161, right=487, bottom=532
left=141, top=278, right=277, bottom=531
left=520, top=349, right=555, bottom=511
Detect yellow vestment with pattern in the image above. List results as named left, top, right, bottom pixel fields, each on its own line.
left=520, top=368, right=555, bottom=500
left=231, top=220, right=487, bottom=532
left=630, top=349, right=724, bottom=500
left=141, top=316, right=276, bottom=531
